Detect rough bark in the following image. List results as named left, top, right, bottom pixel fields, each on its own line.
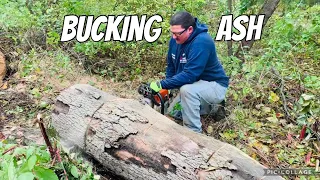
left=52, top=84, right=283, bottom=180
left=235, top=0, right=280, bottom=59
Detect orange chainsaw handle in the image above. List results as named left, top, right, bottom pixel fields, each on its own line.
left=152, top=89, right=169, bottom=114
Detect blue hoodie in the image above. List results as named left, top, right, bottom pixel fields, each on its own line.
left=160, top=18, right=229, bottom=90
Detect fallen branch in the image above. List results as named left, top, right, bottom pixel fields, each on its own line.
left=37, top=114, right=55, bottom=159
left=37, top=114, right=69, bottom=179
left=2, top=145, right=18, bottom=155
left=271, top=68, right=295, bottom=124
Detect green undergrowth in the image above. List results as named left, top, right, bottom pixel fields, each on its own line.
left=0, top=141, right=100, bottom=180
left=214, top=3, right=320, bottom=179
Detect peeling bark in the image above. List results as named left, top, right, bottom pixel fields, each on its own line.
left=52, top=84, right=283, bottom=180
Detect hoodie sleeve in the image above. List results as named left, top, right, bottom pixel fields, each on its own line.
left=165, top=43, right=175, bottom=79
left=160, top=40, right=210, bottom=89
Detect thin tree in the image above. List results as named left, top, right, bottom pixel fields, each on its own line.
left=235, top=0, right=281, bottom=60
left=227, top=0, right=233, bottom=56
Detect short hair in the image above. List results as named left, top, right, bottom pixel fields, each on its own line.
left=170, top=11, right=196, bottom=29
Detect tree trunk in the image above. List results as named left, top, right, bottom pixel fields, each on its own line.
left=52, top=84, right=283, bottom=180
left=235, top=0, right=280, bottom=60
left=0, top=51, right=6, bottom=86
left=227, top=0, right=233, bottom=56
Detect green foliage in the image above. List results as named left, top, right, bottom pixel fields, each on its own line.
left=238, top=0, right=264, bottom=14
left=1, top=0, right=320, bottom=177
left=0, top=142, right=58, bottom=180
left=0, top=0, right=217, bottom=81
left=0, top=142, right=99, bottom=180
left=296, top=94, right=319, bottom=125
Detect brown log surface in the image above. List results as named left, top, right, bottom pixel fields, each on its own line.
left=52, top=84, right=283, bottom=180
left=0, top=51, right=6, bottom=85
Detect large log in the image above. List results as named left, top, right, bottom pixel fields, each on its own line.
left=0, top=51, right=6, bottom=86
left=52, top=84, right=283, bottom=180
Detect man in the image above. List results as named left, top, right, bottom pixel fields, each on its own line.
left=149, top=11, right=229, bottom=133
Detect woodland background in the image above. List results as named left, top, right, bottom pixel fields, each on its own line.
left=0, top=0, right=319, bottom=179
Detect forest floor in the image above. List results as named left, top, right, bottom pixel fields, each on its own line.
left=0, top=35, right=319, bottom=180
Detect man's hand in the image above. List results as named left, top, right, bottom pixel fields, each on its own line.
left=149, top=81, right=162, bottom=94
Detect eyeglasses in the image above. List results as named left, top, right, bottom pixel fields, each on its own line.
left=170, top=28, right=187, bottom=37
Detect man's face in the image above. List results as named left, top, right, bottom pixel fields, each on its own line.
left=170, top=25, right=193, bottom=44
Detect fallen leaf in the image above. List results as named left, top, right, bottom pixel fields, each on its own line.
left=0, top=115, right=5, bottom=121
left=296, top=145, right=305, bottom=149
left=0, top=81, right=8, bottom=90
left=276, top=113, right=284, bottom=118
left=266, top=116, right=279, bottom=123
left=301, top=94, right=314, bottom=101
left=286, top=123, right=295, bottom=129
left=269, top=91, right=280, bottom=103
left=305, top=133, right=312, bottom=141
left=274, top=154, right=280, bottom=165
left=305, top=152, right=312, bottom=165
left=279, top=119, right=287, bottom=126
left=287, top=133, right=293, bottom=142
left=255, top=104, right=264, bottom=110
left=251, top=153, right=257, bottom=159
left=207, top=126, right=213, bottom=134
left=299, top=125, right=307, bottom=140
left=0, top=132, right=5, bottom=141
left=313, top=142, right=320, bottom=152
left=261, top=106, right=271, bottom=113
left=287, top=102, right=293, bottom=109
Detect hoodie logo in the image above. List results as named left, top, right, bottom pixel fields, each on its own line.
left=171, top=53, right=175, bottom=60
left=180, top=53, right=187, bottom=63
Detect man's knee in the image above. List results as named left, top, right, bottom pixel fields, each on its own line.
left=180, top=84, right=194, bottom=97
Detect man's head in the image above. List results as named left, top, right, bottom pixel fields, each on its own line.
left=170, top=11, right=196, bottom=44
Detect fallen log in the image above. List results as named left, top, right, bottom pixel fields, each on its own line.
left=0, top=51, right=6, bottom=86
left=52, top=84, right=283, bottom=180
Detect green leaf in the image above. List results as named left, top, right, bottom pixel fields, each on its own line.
left=269, top=91, right=280, bottom=103
left=39, top=101, right=48, bottom=108
left=288, top=158, right=295, bottom=164
left=0, top=171, right=5, bottom=179
left=26, top=147, right=35, bottom=158
left=28, top=155, right=37, bottom=170
left=19, top=155, right=37, bottom=174
left=18, top=172, right=35, bottom=180
left=14, top=147, right=27, bottom=156
left=301, top=94, right=314, bottom=101
left=34, top=166, right=58, bottom=180
left=71, top=165, right=79, bottom=178
left=8, top=159, right=16, bottom=180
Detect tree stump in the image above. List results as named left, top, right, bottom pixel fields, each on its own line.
left=52, top=84, right=283, bottom=180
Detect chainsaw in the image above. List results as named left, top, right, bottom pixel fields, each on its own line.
left=138, top=83, right=171, bottom=114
